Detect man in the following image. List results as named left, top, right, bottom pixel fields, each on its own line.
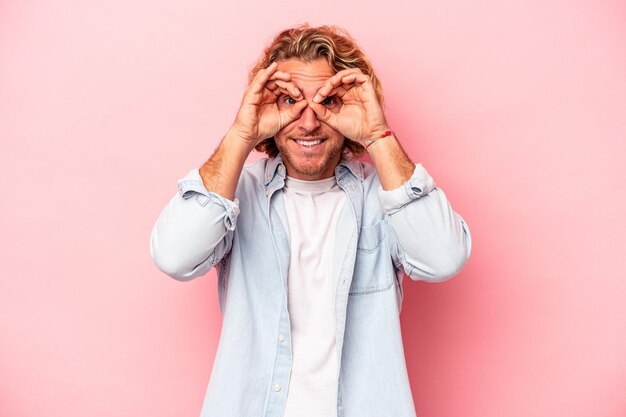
left=151, top=24, right=471, bottom=417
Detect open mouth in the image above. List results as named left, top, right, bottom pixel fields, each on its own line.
left=293, top=138, right=326, bottom=148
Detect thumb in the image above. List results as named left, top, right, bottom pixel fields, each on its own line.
left=282, top=99, right=308, bottom=125
left=309, top=102, right=339, bottom=129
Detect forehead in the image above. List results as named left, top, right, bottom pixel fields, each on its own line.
left=276, top=58, right=334, bottom=90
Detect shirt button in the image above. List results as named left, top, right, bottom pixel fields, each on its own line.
left=273, top=384, right=281, bottom=392
left=278, top=335, right=285, bottom=342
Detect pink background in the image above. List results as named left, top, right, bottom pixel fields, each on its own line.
left=1, top=0, right=625, bottom=416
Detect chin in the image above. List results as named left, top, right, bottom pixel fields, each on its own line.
left=291, top=159, right=325, bottom=174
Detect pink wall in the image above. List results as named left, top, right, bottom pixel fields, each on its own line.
left=1, top=1, right=625, bottom=416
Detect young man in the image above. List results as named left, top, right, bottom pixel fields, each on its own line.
left=151, top=24, right=471, bottom=417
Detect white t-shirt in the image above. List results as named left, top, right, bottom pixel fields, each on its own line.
left=282, top=176, right=347, bottom=417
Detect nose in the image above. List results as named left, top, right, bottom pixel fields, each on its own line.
left=297, top=105, right=321, bottom=134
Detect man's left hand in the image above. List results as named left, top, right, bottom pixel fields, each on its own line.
left=308, top=68, right=390, bottom=146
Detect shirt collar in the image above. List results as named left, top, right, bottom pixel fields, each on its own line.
left=335, top=157, right=364, bottom=181
left=264, top=155, right=285, bottom=185
left=263, top=154, right=364, bottom=186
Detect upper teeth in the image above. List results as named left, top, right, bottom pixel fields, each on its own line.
left=296, top=139, right=321, bottom=147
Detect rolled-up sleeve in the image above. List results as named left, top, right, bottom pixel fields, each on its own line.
left=378, top=163, right=472, bottom=282
left=150, top=168, right=239, bottom=281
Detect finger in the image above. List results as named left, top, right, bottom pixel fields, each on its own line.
left=264, top=86, right=299, bottom=102
left=328, top=84, right=353, bottom=98
left=268, top=88, right=302, bottom=101
left=315, top=84, right=353, bottom=103
left=329, top=68, right=362, bottom=86
left=249, top=62, right=278, bottom=95
left=309, top=101, right=339, bottom=128
left=326, top=74, right=370, bottom=99
left=326, top=68, right=363, bottom=89
left=269, top=71, right=291, bottom=82
left=313, top=69, right=364, bottom=103
left=281, top=99, right=308, bottom=124
left=351, top=74, right=377, bottom=97
left=266, top=80, right=301, bottom=97
left=341, top=73, right=368, bottom=85
left=267, top=88, right=295, bottom=100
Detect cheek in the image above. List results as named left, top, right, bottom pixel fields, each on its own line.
left=274, top=124, right=294, bottom=142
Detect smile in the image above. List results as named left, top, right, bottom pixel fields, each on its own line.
left=294, top=138, right=325, bottom=148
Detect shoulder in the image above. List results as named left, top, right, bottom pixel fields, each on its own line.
left=241, top=157, right=269, bottom=182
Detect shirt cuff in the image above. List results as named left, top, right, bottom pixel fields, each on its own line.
left=377, top=163, right=436, bottom=214
left=177, top=168, right=240, bottom=231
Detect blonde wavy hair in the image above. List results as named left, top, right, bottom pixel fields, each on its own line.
left=249, top=24, right=384, bottom=158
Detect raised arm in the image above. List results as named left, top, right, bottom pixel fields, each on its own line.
left=150, top=62, right=307, bottom=280
left=310, top=68, right=471, bottom=282
left=200, top=62, right=307, bottom=199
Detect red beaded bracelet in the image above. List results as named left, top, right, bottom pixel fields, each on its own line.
left=365, top=130, right=393, bottom=149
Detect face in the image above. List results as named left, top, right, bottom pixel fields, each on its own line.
left=274, top=58, right=345, bottom=180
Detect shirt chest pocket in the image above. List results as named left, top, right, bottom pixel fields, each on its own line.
left=349, top=221, right=394, bottom=295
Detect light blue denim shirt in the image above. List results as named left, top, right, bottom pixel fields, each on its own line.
left=150, top=156, right=472, bottom=417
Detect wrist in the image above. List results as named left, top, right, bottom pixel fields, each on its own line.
left=226, top=126, right=258, bottom=152
left=364, top=129, right=394, bottom=150
left=369, top=126, right=392, bottom=138
left=223, top=128, right=257, bottom=159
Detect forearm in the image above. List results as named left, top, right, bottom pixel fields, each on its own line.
left=151, top=187, right=237, bottom=281
left=366, top=132, right=415, bottom=190
left=389, top=189, right=471, bottom=281
left=150, top=130, right=249, bottom=280
left=200, top=129, right=255, bottom=201
left=378, top=164, right=472, bottom=282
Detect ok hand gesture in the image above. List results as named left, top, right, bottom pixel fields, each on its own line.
left=308, top=68, right=390, bottom=146
left=232, top=62, right=308, bottom=147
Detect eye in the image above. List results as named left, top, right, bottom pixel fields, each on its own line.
left=277, top=95, right=298, bottom=110
left=322, top=96, right=336, bottom=106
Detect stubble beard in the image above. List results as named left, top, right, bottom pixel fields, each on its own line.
left=276, top=137, right=344, bottom=178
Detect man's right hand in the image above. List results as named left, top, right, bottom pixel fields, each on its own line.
left=231, top=61, right=308, bottom=147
